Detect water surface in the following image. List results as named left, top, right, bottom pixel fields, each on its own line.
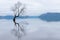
left=0, top=19, right=60, bottom=40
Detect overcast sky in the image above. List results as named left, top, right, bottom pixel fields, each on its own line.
left=0, top=0, right=60, bottom=16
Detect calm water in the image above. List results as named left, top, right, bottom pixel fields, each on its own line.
left=0, top=19, right=60, bottom=40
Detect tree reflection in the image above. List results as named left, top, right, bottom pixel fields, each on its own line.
left=11, top=21, right=28, bottom=40
left=11, top=2, right=29, bottom=40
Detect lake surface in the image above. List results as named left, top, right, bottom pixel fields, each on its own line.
left=0, top=19, right=60, bottom=40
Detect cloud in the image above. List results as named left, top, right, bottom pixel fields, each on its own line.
left=0, top=0, right=60, bottom=16
left=0, top=0, right=45, bottom=16
left=36, top=0, right=60, bottom=12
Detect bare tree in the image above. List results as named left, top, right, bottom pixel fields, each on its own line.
left=12, top=2, right=25, bottom=26
left=11, top=2, right=26, bottom=40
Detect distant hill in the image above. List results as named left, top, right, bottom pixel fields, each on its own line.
left=0, top=12, right=60, bottom=22
left=0, top=15, right=13, bottom=20
left=39, top=12, right=60, bottom=22
left=0, top=15, right=38, bottom=20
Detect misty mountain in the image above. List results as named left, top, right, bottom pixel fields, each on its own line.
left=0, top=12, right=60, bottom=22
left=39, top=12, right=60, bottom=21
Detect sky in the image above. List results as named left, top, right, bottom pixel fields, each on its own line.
left=0, top=0, right=60, bottom=16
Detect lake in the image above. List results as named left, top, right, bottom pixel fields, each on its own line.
left=0, top=19, right=60, bottom=40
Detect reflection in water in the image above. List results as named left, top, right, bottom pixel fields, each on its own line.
left=11, top=21, right=29, bottom=40
left=12, top=11, right=29, bottom=40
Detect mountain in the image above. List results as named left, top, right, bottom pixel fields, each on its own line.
left=39, top=12, right=60, bottom=22
left=0, top=12, right=60, bottom=22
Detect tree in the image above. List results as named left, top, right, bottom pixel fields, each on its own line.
left=11, top=2, right=26, bottom=40
left=12, top=1, right=26, bottom=26
left=12, top=2, right=25, bottom=26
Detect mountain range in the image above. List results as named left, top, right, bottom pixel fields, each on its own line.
left=0, top=12, right=60, bottom=21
